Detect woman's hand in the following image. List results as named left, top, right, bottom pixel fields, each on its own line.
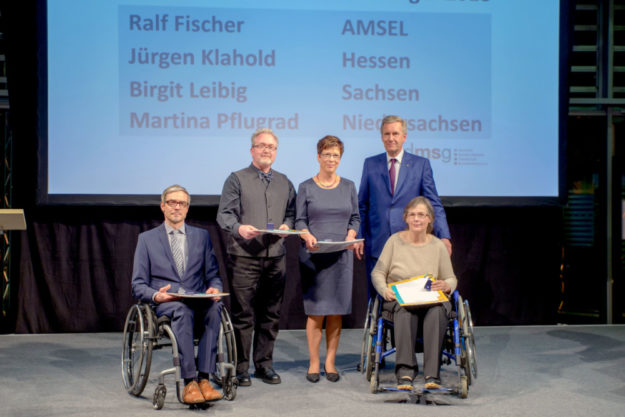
left=344, top=229, right=359, bottom=251
left=300, top=230, right=319, bottom=251
left=431, top=280, right=451, bottom=294
left=383, top=288, right=396, bottom=302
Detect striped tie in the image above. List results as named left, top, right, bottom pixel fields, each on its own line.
left=171, top=230, right=185, bottom=278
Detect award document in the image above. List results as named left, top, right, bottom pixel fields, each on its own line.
left=388, top=274, right=448, bottom=307
left=308, top=239, right=364, bottom=254
left=167, top=291, right=229, bottom=299
left=258, top=229, right=305, bottom=235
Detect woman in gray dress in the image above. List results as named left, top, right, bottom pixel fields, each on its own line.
left=296, top=135, right=360, bottom=383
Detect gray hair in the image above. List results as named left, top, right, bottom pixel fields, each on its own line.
left=161, top=184, right=191, bottom=205
left=380, top=115, right=407, bottom=136
left=250, top=128, right=279, bottom=147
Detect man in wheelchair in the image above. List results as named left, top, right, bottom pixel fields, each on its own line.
left=371, top=196, right=457, bottom=391
left=131, top=184, right=224, bottom=404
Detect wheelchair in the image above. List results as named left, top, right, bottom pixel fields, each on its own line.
left=360, top=291, right=477, bottom=398
left=121, top=302, right=238, bottom=409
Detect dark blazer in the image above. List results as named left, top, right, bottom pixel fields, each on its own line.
left=358, top=152, right=451, bottom=259
left=131, top=223, right=222, bottom=302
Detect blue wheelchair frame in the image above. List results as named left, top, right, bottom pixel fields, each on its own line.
left=362, top=290, right=477, bottom=398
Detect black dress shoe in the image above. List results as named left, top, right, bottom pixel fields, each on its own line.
left=236, top=372, right=251, bottom=387
left=255, top=367, right=281, bottom=384
left=306, top=373, right=320, bottom=383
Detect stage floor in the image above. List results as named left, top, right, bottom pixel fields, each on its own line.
left=1, top=325, right=624, bottom=416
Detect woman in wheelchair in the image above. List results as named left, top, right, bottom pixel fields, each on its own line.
left=371, top=196, right=457, bottom=391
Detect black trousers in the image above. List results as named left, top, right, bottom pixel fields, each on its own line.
left=229, top=255, right=286, bottom=374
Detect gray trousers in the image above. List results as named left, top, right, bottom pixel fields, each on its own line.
left=383, top=300, right=449, bottom=380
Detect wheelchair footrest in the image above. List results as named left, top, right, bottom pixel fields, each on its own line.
left=381, top=385, right=456, bottom=395
left=381, top=386, right=457, bottom=405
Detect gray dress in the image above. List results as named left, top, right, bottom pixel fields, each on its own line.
left=295, top=178, right=360, bottom=315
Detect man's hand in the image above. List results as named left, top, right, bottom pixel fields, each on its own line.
left=206, top=287, right=221, bottom=302
left=441, top=238, right=452, bottom=256
left=154, top=284, right=181, bottom=303
left=238, top=224, right=260, bottom=239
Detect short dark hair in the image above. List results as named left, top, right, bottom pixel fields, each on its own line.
left=317, top=135, right=344, bottom=156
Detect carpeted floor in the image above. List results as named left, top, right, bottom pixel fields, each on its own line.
left=1, top=325, right=624, bottom=417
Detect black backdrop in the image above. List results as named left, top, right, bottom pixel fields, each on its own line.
left=2, top=2, right=563, bottom=333
left=13, top=205, right=563, bottom=333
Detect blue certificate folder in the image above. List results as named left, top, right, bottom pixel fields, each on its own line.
left=389, top=274, right=448, bottom=307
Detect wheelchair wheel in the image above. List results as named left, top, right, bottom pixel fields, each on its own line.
left=460, top=376, right=468, bottom=399
left=223, top=376, right=237, bottom=401
left=456, top=295, right=473, bottom=386
left=358, top=298, right=373, bottom=373
left=122, top=304, right=154, bottom=396
left=464, top=299, right=478, bottom=381
left=364, top=298, right=379, bottom=381
left=369, top=345, right=380, bottom=394
left=153, top=384, right=166, bottom=410
left=212, top=307, right=237, bottom=401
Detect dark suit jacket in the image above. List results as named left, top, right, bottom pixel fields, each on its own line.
left=131, top=223, right=222, bottom=302
left=358, top=152, right=451, bottom=259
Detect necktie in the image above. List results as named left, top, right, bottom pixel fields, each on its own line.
left=259, top=171, right=272, bottom=185
left=171, top=230, right=185, bottom=278
left=389, top=158, right=397, bottom=195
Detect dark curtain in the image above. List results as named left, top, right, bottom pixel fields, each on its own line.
left=14, top=205, right=562, bottom=333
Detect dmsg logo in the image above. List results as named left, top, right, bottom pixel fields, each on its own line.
left=409, top=0, right=489, bottom=4
left=405, top=143, right=452, bottom=163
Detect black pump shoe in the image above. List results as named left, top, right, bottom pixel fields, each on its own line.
left=306, top=372, right=320, bottom=383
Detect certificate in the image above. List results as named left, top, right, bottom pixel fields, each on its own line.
left=257, top=229, right=305, bottom=235
left=308, top=239, right=364, bottom=254
left=167, top=291, right=229, bottom=299
left=388, top=274, right=447, bottom=307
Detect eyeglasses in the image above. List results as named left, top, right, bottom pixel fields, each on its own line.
left=406, top=212, right=429, bottom=219
left=320, top=153, right=341, bottom=160
left=253, top=144, right=277, bottom=151
left=165, top=200, right=189, bottom=208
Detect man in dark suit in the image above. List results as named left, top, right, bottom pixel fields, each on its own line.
left=132, top=184, right=223, bottom=404
left=356, top=115, right=452, bottom=288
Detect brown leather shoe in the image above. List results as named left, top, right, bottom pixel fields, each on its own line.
left=182, top=381, right=205, bottom=404
left=199, top=379, right=223, bottom=401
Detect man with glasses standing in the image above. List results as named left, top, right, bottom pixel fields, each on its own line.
left=217, top=128, right=296, bottom=386
left=132, top=184, right=224, bottom=404
left=355, top=115, right=452, bottom=296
